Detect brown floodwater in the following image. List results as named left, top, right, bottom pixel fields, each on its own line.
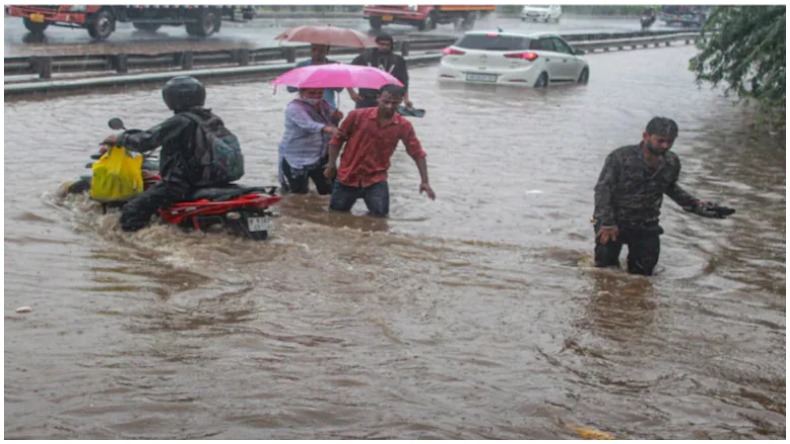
left=4, top=45, right=785, bottom=439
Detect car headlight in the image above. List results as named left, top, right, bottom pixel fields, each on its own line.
left=68, top=5, right=87, bottom=12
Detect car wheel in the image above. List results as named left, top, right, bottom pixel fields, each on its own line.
left=577, top=68, right=589, bottom=85
left=23, top=18, right=49, bottom=34
left=534, top=72, right=548, bottom=88
left=87, top=9, right=114, bottom=40
left=521, top=17, right=526, bottom=22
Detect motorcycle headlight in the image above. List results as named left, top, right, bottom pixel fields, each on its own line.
left=68, top=5, right=87, bottom=12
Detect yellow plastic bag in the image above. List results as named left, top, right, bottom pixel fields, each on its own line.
left=89, top=145, right=144, bottom=202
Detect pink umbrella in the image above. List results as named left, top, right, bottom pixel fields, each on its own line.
left=275, top=25, right=376, bottom=48
left=271, top=63, right=403, bottom=89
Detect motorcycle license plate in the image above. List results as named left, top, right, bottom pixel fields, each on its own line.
left=247, top=216, right=272, bottom=232
left=29, top=13, right=45, bottom=23
left=382, top=15, right=393, bottom=21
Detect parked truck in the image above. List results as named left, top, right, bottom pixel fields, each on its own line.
left=5, top=5, right=255, bottom=41
left=363, top=5, right=496, bottom=31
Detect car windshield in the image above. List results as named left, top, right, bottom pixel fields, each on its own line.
left=455, top=35, right=532, bottom=51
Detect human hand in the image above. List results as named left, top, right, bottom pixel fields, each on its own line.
left=331, top=109, right=344, bottom=121
left=101, top=134, right=119, bottom=146
left=419, top=182, right=436, bottom=200
left=323, top=164, right=337, bottom=179
left=349, top=91, right=361, bottom=102
left=693, top=201, right=736, bottom=219
left=597, top=226, right=619, bottom=244
left=322, top=125, right=337, bottom=134
left=404, top=99, right=414, bottom=109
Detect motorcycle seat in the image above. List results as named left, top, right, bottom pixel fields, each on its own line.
left=188, top=184, right=277, bottom=201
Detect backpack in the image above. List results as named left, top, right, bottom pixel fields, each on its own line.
left=182, top=111, right=244, bottom=186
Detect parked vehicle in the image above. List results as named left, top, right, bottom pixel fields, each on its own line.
left=438, top=30, right=589, bottom=88
left=5, top=5, right=254, bottom=41
left=363, top=5, right=496, bottom=31
left=63, top=118, right=281, bottom=241
left=521, top=5, right=562, bottom=23
left=660, top=5, right=709, bottom=28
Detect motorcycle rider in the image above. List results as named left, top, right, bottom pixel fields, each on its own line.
left=641, top=6, right=656, bottom=29
left=102, top=76, right=226, bottom=232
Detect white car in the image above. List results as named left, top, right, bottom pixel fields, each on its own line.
left=438, top=30, right=589, bottom=88
left=522, top=5, right=562, bottom=22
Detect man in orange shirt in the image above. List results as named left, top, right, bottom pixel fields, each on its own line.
left=323, top=84, right=435, bottom=217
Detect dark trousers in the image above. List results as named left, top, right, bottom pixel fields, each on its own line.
left=120, top=181, right=191, bottom=232
left=329, top=180, right=390, bottom=217
left=281, top=157, right=332, bottom=195
left=594, top=222, right=663, bottom=276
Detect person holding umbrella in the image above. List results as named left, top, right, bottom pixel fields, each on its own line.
left=275, top=25, right=377, bottom=110
left=286, top=44, right=342, bottom=110
left=277, top=87, right=341, bottom=195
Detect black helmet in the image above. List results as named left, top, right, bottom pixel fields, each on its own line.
left=162, top=76, right=205, bottom=111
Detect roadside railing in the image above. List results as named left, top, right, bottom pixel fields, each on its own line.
left=5, top=30, right=699, bottom=81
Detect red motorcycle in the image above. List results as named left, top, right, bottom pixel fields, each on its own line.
left=64, top=118, right=281, bottom=241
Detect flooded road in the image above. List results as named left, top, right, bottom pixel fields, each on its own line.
left=4, top=45, right=785, bottom=439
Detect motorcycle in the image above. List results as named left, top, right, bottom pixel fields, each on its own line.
left=64, top=117, right=282, bottom=241
left=640, top=14, right=656, bottom=30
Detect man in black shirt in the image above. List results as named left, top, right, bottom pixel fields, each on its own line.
left=592, top=117, right=735, bottom=275
left=346, top=33, right=413, bottom=109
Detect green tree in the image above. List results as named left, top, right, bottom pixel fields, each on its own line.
left=691, top=6, right=786, bottom=124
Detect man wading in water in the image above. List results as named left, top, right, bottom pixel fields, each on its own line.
left=592, top=117, right=735, bottom=275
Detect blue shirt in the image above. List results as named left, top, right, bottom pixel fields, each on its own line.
left=278, top=98, right=335, bottom=177
left=286, top=59, right=340, bottom=109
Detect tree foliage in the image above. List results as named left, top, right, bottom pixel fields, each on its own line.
left=691, top=6, right=786, bottom=116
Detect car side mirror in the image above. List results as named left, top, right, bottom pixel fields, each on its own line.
left=574, top=48, right=586, bottom=55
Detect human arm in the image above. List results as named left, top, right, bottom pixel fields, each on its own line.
left=662, top=158, right=735, bottom=218
left=346, top=87, right=361, bottom=103
left=395, top=56, right=412, bottom=108
left=414, top=157, right=435, bottom=200
left=323, top=142, right=341, bottom=179
left=323, top=112, right=355, bottom=179
left=113, top=116, right=190, bottom=154
left=400, top=122, right=433, bottom=199
left=593, top=151, right=620, bottom=227
left=671, top=183, right=735, bottom=218
left=287, top=102, right=332, bottom=133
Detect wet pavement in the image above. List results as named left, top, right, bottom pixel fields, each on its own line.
left=4, top=42, right=786, bottom=439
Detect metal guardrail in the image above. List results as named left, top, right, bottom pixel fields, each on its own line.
left=5, top=31, right=698, bottom=81
left=573, top=32, right=700, bottom=52
left=3, top=37, right=456, bottom=80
